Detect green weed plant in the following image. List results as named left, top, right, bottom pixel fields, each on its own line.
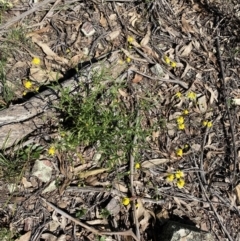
left=56, top=66, right=150, bottom=168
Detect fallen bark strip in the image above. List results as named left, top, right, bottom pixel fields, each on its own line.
left=0, top=59, right=127, bottom=149
left=0, top=64, right=90, bottom=149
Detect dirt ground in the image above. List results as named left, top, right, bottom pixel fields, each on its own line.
left=0, top=0, right=240, bottom=240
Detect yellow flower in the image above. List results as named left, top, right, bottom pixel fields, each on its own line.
left=170, top=61, right=177, bottom=68
left=177, top=178, right=185, bottom=189
left=207, top=121, right=212, bottom=128
left=35, top=87, right=39, bottom=92
left=182, top=109, right=189, bottom=115
left=127, top=36, right=134, bottom=44
left=126, top=57, right=131, bottom=63
left=176, top=148, right=183, bottom=157
left=187, top=91, right=196, bottom=101
left=202, top=120, right=208, bottom=127
left=166, top=173, right=174, bottom=182
left=122, top=197, right=130, bottom=206
left=164, top=56, right=171, bottom=64
left=175, top=170, right=184, bottom=179
left=177, top=116, right=184, bottom=125
left=183, top=144, right=190, bottom=152
left=135, top=163, right=141, bottom=169
left=178, top=123, right=185, bottom=130
left=23, top=80, right=32, bottom=89
left=118, top=59, right=125, bottom=65
left=65, top=48, right=71, bottom=54
left=48, top=146, right=56, bottom=156
left=175, top=92, right=182, bottom=98
left=31, top=57, right=41, bottom=65
left=22, top=91, right=27, bottom=96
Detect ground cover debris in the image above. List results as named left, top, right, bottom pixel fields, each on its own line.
left=0, top=0, right=240, bottom=240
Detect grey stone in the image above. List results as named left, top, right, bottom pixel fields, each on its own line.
left=157, top=220, right=215, bottom=241
left=150, top=64, right=164, bottom=78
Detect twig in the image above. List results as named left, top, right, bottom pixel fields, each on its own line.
left=216, top=36, right=237, bottom=186
left=193, top=156, right=234, bottom=241
left=40, top=0, right=61, bottom=24
left=0, top=0, right=56, bottom=32
left=129, top=110, right=141, bottom=240
left=41, top=198, right=140, bottom=241
left=199, top=126, right=210, bottom=185
left=130, top=68, right=188, bottom=89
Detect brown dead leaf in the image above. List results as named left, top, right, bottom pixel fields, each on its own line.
left=180, top=61, right=192, bottom=78
left=205, top=84, right=218, bottom=104
left=121, top=48, right=148, bottom=63
left=142, top=159, right=169, bottom=168
left=30, top=67, right=63, bottom=83
left=32, top=36, right=69, bottom=65
left=26, top=26, right=50, bottom=37
left=197, top=95, right=207, bottom=113
left=178, top=42, right=193, bottom=57
left=140, top=25, right=151, bottom=47
left=16, top=231, right=31, bottom=241
left=32, top=36, right=58, bottom=57
left=114, top=182, right=128, bottom=193
left=132, top=73, right=143, bottom=83
left=41, top=233, right=57, bottom=241
left=118, top=88, right=128, bottom=97
left=181, top=14, right=195, bottom=33
left=12, top=61, right=28, bottom=71
left=135, top=199, right=152, bottom=231
left=79, top=168, right=109, bottom=179
left=106, top=29, right=121, bottom=41
left=70, top=53, right=84, bottom=67
left=235, top=184, right=240, bottom=204
left=22, top=177, right=32, bottom=188
left=100, top=12, right=107, bottom=27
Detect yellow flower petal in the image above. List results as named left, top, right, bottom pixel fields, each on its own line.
left=178, top=123, right=185, bottom=130
left=31, top=57, right=41, bottom=65
left=182, top=109, right=189, bottom=115
left=187, top=91, right=196, bottom=101
left=202, top=120, right=208, bottom=127
left=48, top=146, right=56, bottom=156
left=175, top=92, right=182, bottom=98
left=127, top=36, right=134, bottom=43
left=177, top=116, right=184, bottom=125
left=207, top=121, right=212, bottom=128
left=166, top=173, right=175, bottom=182
left=23, top=80, right=32, bottom=89
left=126, top=57, right=131, bottom=63
left=175, top=170, right=184, bottom=179
left=176, top=148, right=183, bottom=157
left=135, top=163, right=141, bottom=169
left=170, top=61, right=177, bottom=68
left=164, top=56, right=171, bottom=65
left=177, top=178, right=185, bottom=189
left=122, top=197, right=130, bottom=206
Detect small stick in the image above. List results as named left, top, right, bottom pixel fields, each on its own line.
left=129, top=110, right=141, bottom=240
left=0, top=0, right=56, bottom=32
left=130, top=69, right=188, bottom=89
left=193, top=157, right=234, bottom=241
left=41, top=198, right=140, bottom=241
left=216, top=36, right=237, bottom=186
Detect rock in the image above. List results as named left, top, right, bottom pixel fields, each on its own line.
left=157, top=220, right=215, bottom=241
left=150, top=64, right=164, bottom=78
left=31, top=160, right=53, bottom=183
left=81, top=22, right=95, bottom=37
